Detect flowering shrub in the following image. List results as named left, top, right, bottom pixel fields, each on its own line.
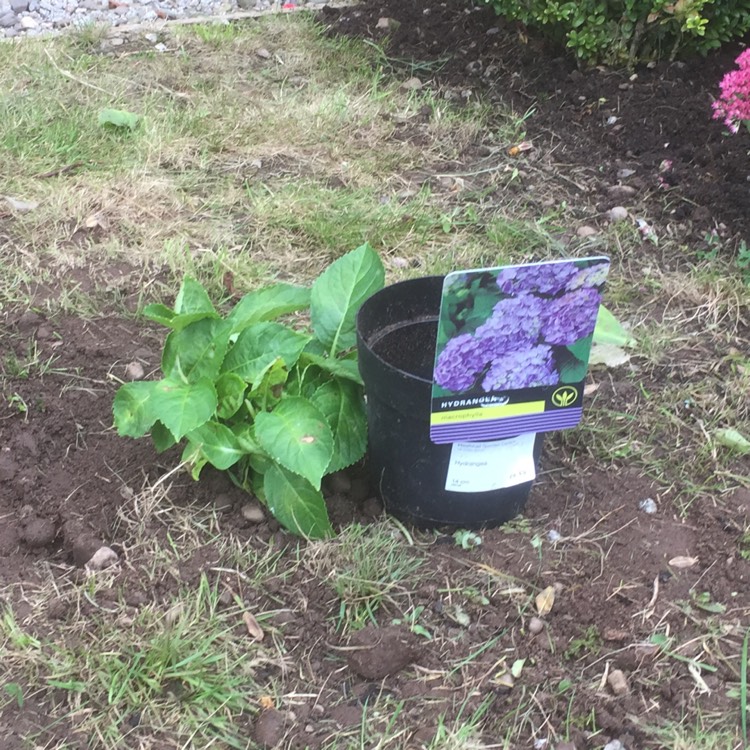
left=434, top=260, right=608, bottom=394
left=713, top=49, right=750, bottom=134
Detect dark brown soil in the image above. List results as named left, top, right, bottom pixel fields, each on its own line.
left=323, top=0, right=750, bottom=248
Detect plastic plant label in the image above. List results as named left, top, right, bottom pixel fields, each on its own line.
left=431, top=257, right=610, bottom=444
left=444, top=433, right=536, bottom=493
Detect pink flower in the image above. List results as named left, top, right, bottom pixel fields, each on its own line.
left=713, top=49, right=750, bottom=133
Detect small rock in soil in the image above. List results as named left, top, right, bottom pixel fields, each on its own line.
left=607, top=669, right=629, bottom=696
left=346, top=625, right=421, bottom=679
left=638, top=497, right=657, bottom=514
left=256, top=47, right=271, bottom=59
left=124, top=361, right=144, bottom=380
left=607, top=185, right=637, bottom=201
left=603, top=741, right=625, bottom=750
left=253, top=708, right=288, bottom=748
left=528, top=616, right=544, bottom=635
left=21, top=517, right=57, bottom=548
left=617, top=168, right=636, bottom=179
left=606, top=206, right=628, bottom=222
left=85, top=546, right=119, bottom=571
left=576, top=225, right=598, bottom=238
left=241, top=501, right=265, bottom=523
left=400, top=77, right=423, bottom=91
left=556, top=743, right=577, bottom=750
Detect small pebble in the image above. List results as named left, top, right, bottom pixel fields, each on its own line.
left=400, top=77, right=423, bottom=91
left=85, top=546, right=119, bottom=571
left=607, top=669, right=629, bottom=696
left=528, top=616, right=544, bottom=635
left=124, top=361, right=145, bottom=380
left=576, top=225, right=598, bottom=238
left=547, top=529, right=561, bottom=542
left=606, top=206, right=629, bottom=222
left=241, top=501, right=265, bottom=523
left=604, top=741, right=625, bottom=750
left=638, top=497, right=657, bottom=514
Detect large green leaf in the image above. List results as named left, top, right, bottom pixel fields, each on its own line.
left=593, top=306, right=635, bottom=347
left=162, top=318, right=231, bottom=383
left=254, top=397, right=333, bottom=489
left=174, top=277, right=216, bottom=316
left=264, top=463, right=333, bottom=539
left=311, top=379, right=367, bottom=473
left=113, top=381, right=158, bottom=437
left=248, top=358, right=288, bottom=408
left=151, top=421, right=177, bottom=453
left=298, top=352, right=364, bottom=385
left=144, top=303, right=219, bottom=332
left=227, top=283, right=311, bottom=334
left=149, top=378, right=217, bottom=441
left=221, top=323, right=310, bottom=385
left=215, top=373, right=247, bottom=419
left=310, top=243, right=385, bottom=355
left=187, top=421, right=244, bottom=470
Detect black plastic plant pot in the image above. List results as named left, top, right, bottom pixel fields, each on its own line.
left=356, top=275, right=543, bottom=529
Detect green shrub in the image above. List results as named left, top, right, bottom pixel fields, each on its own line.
left=482, top=0, right=750, bottom=65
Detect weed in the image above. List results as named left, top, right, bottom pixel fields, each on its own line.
left=564, top=625, right=601, bottom=661
left=305, top=522, right=424, bottom=631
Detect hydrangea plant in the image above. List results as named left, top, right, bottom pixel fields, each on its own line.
left=113, top=244, right=384, bottom=539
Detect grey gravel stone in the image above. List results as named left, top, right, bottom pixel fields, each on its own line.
left=10, top=0, right=29, bottom=11
left=0, top=10, right=16, bottom=25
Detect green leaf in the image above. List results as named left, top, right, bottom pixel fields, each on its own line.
left=174, top=277, right=216, bottom=316
left=162, top=318, right=231, bottom=383
left=593, top=305, right=635, bottom=347
left=298, top=352, right=363, bottom=385
left=566, top=333, right=594, bottom=362
left=151, top=421, right=177, bottom=452
left=113, top=381, right=158, bottom=437
left=149, top=378, right=217, bottom=441
left=227, top=283, right=311, bottom=334
left=215, top=373, right=247, bottom=419
left=254, top=397, right=333, bottom=489
left=221, top=323, right=310, bottom=385
left=98, top=108, right=141, bottom=131
left=248, top=358, right=288, bottom=407
left=187, top=421, right=244, bottom=470
left=143, top=303, right=176, bottom=327
left=714, top=428, right=750, bottom=455
left=310, top=243, right=385, bottom=355
left=311, top=379, right=367, bottom=473
left=231, top=424, right=266, bottom=456
left=181, top=440, right=209, bottom=480
left=263, top=463, right=333, bottom=539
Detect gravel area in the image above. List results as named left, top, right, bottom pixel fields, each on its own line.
left=0, top=0, right=331, bottom=38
